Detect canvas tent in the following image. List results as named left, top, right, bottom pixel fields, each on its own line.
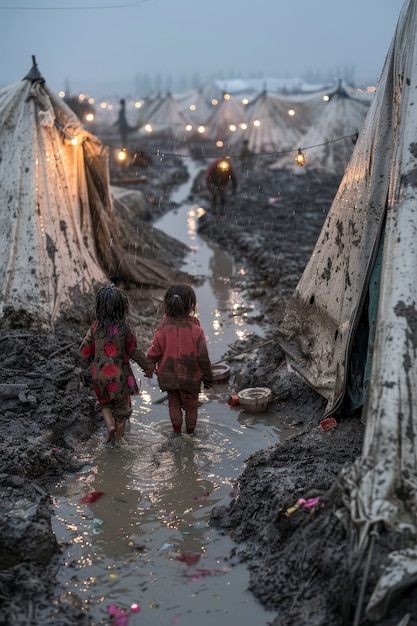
left=276, top=0, right=417, bottom=619
left=274, top=81, right=371, bottom=175
left=0, top=59, right=184, bottom=327
left=229, top=88, right=309, bottom=155
left=205, top=94, right=245, bottom=141
left=175, top=89, right=212, bottom=126
left=135, top=92, right=193, bottom=139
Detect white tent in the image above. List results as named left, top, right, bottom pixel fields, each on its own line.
left=204, top=94, right=246, bottom=141
left=174, top=89, right=212, bottom=126
left=272, top=81, right=372, bottom=174
left=0, top=62, right=107, bottom=325
left=276, top=0, right=417, bottom=619
left=136, top=92, right=193, bottom=139
left=0, top=59, right=185, bottom=327
left=229, top=89, right=306, bottom=155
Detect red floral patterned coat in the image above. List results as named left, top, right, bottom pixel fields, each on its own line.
left=80, top=321, right=153, bottom=404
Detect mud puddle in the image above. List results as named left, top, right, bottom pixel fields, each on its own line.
left=51, top=388, right=297, bottom=625
left=50, top=160, right=299, bottom=624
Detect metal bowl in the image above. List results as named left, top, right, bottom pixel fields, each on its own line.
left=212, top=363, right=231, bottom=383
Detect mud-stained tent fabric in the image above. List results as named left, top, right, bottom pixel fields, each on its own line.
left=276, top=0, right=417, bottom=619
left=275, top=81, right=371, bottom=175
left=0, top=61, right=182, bottom=326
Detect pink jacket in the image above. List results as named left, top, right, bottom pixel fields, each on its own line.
left=147, top=316, right=213, bottom=394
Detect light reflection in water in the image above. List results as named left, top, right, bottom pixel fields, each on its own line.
left=154, top=200, right=264, bottom=363
left=50, top=163, right=287, bottom=625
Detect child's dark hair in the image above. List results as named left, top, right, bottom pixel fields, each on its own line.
left=94, top=284, right=129, bottom=331
left=164, top=283, right=196, bottom=317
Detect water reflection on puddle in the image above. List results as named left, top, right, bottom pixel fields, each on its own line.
left=52, top=385, right=297, bottom=625
left=51, top=164, right=297, bottom=624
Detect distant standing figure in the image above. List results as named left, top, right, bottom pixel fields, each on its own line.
left=118, top=98, right=131, bottom=148
left=205, top=158, right=237, bottom=215
left=147, top=283, right=213, bottom=437
left=239, top=139, right=253, bottom=174
left=80, top=284, right=153, bottom=446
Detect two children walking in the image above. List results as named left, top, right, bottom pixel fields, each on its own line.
left=80, top=282, right=213, bottom=444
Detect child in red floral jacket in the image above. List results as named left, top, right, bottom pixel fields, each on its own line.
left=80, top=284, right=153, bottom=445
left=147, top=283, right=213, bottom=436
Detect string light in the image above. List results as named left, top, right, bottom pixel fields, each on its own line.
left=295, top=148, right=306, bottom=167
left=218, top=160, right=230, bottom=172
left=103, top=132, right=359, bottom=163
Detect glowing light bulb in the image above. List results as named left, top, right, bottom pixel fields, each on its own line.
left=218, top=160, right=230, bottom=171
left=295, top=148, right=306, bottom=167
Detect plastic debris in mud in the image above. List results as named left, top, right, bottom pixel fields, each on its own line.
left=228, top=394, right=240, bottom=406
left=175, top=553, right=201, bottom=566
left=90, top=517, right=104, bottom=534
left=284, top=496, right=324, bottom=517
left=319, top=417, right=338, bottom=431
left=193, top=491, right=211, bottom=501
left=158, top=542, right=174, bottom=553
left=107, top=602, right=141, bottom=624
left=128, top=535, right=146, bottom=551
left=107, top=604, right=129, bottom=626
left=79, top=491, right=104, bottom=503
left=186, top=565, right=231, bottom=580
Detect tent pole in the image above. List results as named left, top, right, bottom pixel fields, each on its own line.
left=352, top=524, right=379, bottom=626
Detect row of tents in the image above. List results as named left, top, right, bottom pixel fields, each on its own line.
left=89, top=79, right=372, bottom=175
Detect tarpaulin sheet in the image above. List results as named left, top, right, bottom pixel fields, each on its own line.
left=277, top=0, right=417, bottom=618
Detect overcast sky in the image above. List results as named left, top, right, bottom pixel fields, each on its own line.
left=0, top=0, right=406, bottom=98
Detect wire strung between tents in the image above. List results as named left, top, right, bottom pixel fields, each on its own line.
left=103, top=132, right=359, bottom=162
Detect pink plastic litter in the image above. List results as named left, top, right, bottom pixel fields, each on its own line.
left=107, top=604, right=129, bottom=626
left=79, top=491, right=104, bottom=503
left=176, top=553, right=201, bottom=566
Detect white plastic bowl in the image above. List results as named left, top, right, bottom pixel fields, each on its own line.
left=237, top=387, right=272, bottom=413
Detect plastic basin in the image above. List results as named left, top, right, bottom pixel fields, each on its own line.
left=237, top=387, right=271, bottom=413
left=212, top=363, right=230, bottom=383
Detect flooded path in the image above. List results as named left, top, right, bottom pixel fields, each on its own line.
left=51, top=162, right=297, bottom=625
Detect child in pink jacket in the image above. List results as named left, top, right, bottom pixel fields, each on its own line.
left=147, top=283, right=213, bottom=436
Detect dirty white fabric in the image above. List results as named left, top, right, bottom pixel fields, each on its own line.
left=277, top=0, right=417, bottom=617
left=275, top=82, right=371, bottom=175
left=0, top=70, right=186, bottom=327
left=365, top=547, right=417, bottom=621
left=136, top=93, right=192, bottom=138
left=0, top=77, right=107, bottom=325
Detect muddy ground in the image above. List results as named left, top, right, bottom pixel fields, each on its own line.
left=0, top=140, right=416, bottom=625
